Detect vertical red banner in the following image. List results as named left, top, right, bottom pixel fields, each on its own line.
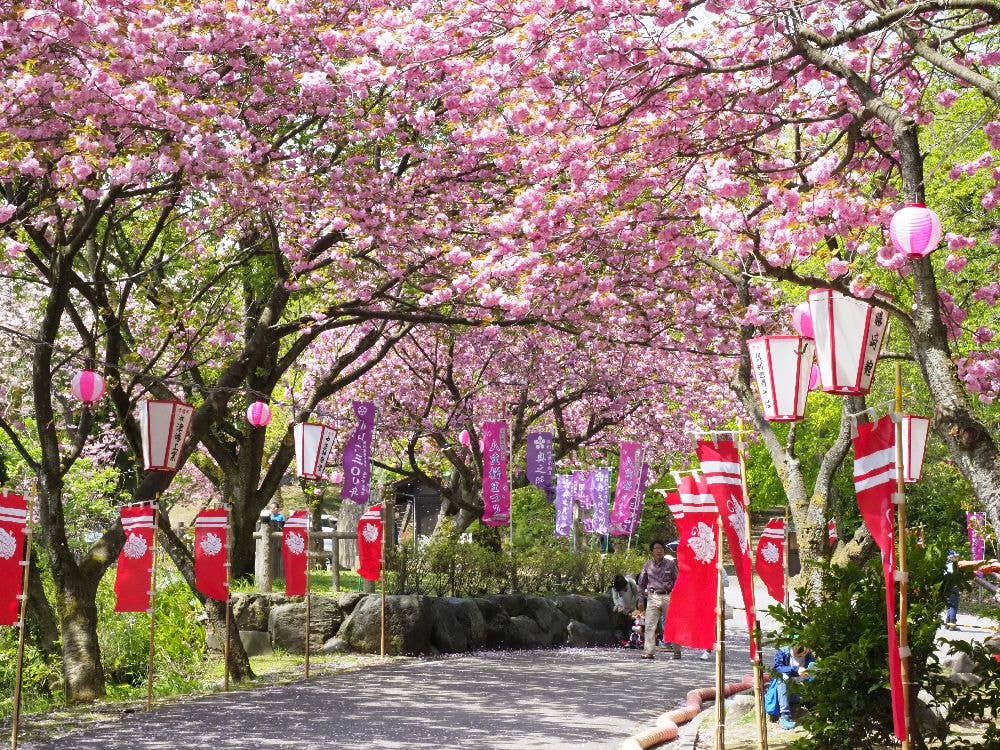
left=357, top=505, right=383, bottom=581
left=195, top=509, right=229, bottom=601
left=0, top=492, right=27, bottom=626
left=282, top=510, right=309, bottom=596
left=114, top=505, right=156, bottom=613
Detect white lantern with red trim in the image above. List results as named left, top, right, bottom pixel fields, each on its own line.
left=808, top=289, right=890, bottom=396
left=889, top=203, right=942, bottom=259
left=138, top=399, right=195, bottom=471
left=246, top=401, right=272, bottom=428
left=747, top=335, right=815, bottom=421
left=898, top=414, right=931, bottom=483
left=71, top=370, right=106, bottom=405
left=293, top=422, right=336, bottom=480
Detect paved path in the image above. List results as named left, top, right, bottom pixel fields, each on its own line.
left=27, top=634, right=752, bottom=750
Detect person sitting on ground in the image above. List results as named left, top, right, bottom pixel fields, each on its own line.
left=637, top=539, right=680, bottom=660
left=610, top=574, right=640, bottom=645
left=772, top=644, right=815, bottom=730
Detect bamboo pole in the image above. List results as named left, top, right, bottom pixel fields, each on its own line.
left=894, top=362, right=912, bottom=748
left=736, top=427, right=768, bottom=750
left=715, top=514, right=726, bottom=750
left=223, top=505, right=232, bottom=692
left=10, top=490, right=34, bottom=750
left=783, top=506, right=790, bottom=611
left=146, top=505, right=160, bottom=711
left=304, top=516, right=312, bottom=679
left=380, top=501, right=387, bottom=659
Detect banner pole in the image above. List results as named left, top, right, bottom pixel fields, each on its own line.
left=894, top=362, right=912, bottom=749
left=223, top=505, right=232, bottom=692
left=10, top=488, right=35, bottom=750
left=146, top=505, right=159, bottom=712
left=737, top=425, right=767, bottom=750
left=715, top=514, right=726, bottom=750
left=304, top=514, right=311, bottom=679
left=783, top=506, right=790, bottom=611
left=380, top=501, right=387, bottom=659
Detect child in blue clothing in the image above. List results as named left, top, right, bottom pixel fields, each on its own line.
left=770, top=645, right=815, bottom=730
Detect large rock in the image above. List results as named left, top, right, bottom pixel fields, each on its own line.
left=268, top=597, right=344, bottom=654
left=232, top=593, right=289, bottom=632
left=506, top=615, right=550, bottom=649
left=336, top=592, right=367, bottom=614
left=523, top=596, right=569, bottom=646
left=428, top=599, right=468, bottom=654
left=336, top=594, right=437, bottom=655
left=565, top=620, right=614, bottom=647
left=485, top=594, right=528, bottom=618
left=473, top=598, right=511, bottom=649
left=205, top=628, right=272, bottom=656
left=550, top=595, right=612, bottom=632
left=444, top=598, right=486, bottom=650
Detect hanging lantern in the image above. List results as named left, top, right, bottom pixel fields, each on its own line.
left=808, top=364, right=821, bottom=391
left=747, top=335, right=815, bottom=421
left=246, top=401, right=272, bottom=428
left=889, top=203, right=942, bottom=259
left=138, top=399, right=195, bottom=471
left=458, top=429, right=471, bottom=447
left=898, top=414, right=930, bottom=483
left=71, top=370, right=106, bottom=405
left=808, top=289, right=890, bottom=396
left=293, top=422, right=336, bottom=480
left=330, top=469, right=344, bottom=484
left=792, top=301, right=814, bottom=338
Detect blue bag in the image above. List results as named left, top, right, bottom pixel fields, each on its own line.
left=764, top=677, right=780, bottom=717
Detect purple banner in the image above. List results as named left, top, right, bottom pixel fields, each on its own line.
left=590, top=467, right=611, bottom=536
left=481, top=421, right=511, bottom=525
left=572, top=471, right=588, bottom=509
left=967, top=512, right=986, bottom=561
left=555, top=474, right=573, bottom=537
left=609, top=442, right=644, bottom=536
left=623, top=463, right=651, bottom=535
left=525, top=431, right=554, bottom=501
left=342, top=401, right=375, bottom=505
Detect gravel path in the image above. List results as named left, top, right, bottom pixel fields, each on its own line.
left=27, top=633, right=752, bottom=750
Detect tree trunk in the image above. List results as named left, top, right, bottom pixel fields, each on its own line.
left=26, top=555, right=60, bottom=659
left=56, top=572, right=106, bottom=702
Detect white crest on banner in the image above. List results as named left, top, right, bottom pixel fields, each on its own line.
left=0, top=527, right=15, bottom=559
left=690, top=522, right=716, bottom=563
left=200, top=532, right=223, bottom=557
left=123, top=532, right=148, bottom=559
left=362, top=522, right=379, bottom=543
left=285, top=531, right=306, bottom=555
left=761, top=542, right=780, bottom=564
left=728, top=498, right=748, bottom=554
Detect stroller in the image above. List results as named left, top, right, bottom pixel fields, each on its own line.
left=627, top=614, right=644, bottom=649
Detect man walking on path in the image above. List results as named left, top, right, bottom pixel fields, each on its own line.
left=638, top=539, right=680, bottom=660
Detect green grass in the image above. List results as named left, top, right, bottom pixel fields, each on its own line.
left=230, top=569, right=367, bottom=595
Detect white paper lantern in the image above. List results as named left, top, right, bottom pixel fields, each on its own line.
left=138, top=399, right=195, bottom=471
left=747, top=336, right=815, bottom=422
left=899, top=414, right=930, bottom=483
left=808, top=289, right=890, bottom=396
left=293, top=422, right=336, bottom=480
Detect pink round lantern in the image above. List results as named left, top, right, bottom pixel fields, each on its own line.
left=889, top=203, right=942, bottom=259
left=792, top=301, right=814, bottom=338
left=71, top=370, right=106, bottom=405
left=458, top=429, right=472, bottom=447
left=808, top=364, right=820, bottom=390
left=246, top=401, right=272, bottom=427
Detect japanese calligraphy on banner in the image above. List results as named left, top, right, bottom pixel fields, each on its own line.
left=609, top=442, right=644, bottom=536
left=590, top=467, right=611, bottom=535
left=554, top=474, right=573, bottom=536
left=342, top=401, right=376, bottom=505
left=623, top=463, right=650, bottom=535
left=481, top=421, right=511, bottom=525
left=525, top=432, right=554, bottom=501
left=572, top=471, right=589, bottom=509
left=967, top=512, right=987, bottom=561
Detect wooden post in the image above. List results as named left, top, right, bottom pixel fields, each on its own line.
left=255, top=524, right=273, bottom=593
left=223, top=505, right=232, bottom=692
left=380, top=502, right=387, bottom=659
left=715, top=514, right=726, bottom=750
left=894, top=362, right=912, bottom=748
left=304, top=519, right=312, bottom=679
left=146, top=505, right=160, bottom=711
left=736, top=427, right=768, bottom=750
left=783, top=506, right=791, bottom=611
left=332, top=533, right=341, bottom=592
left=10, top=490, right=34, bottom=750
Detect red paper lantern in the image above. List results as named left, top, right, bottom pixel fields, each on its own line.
left=71, top=370, right=106, bottom=405
left=889, top=203, right=942, bottom=259
left=808, top=289, right=890, bottom=396
left=138, top=399, right=195, bottom=471
left=747, top=336, right=815, bottom=421
left=293, top=422, right=335, bottom=480
left=898, top=414, right=930, bottom=483
left=245, top=401, right=272, bottom=427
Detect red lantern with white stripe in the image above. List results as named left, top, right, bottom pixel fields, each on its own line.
left=746, top=336, right=815, bottom=421
left=808, top=289, right=890, bottom=396
left=293, top=422, right=336, bottom=480
left=898, top=414, right=930, bottom=483
left=71, top=370, right=106, bottom=405
left=138, top=399, right=195, bottom=471
left=246, top=401, right=272, bottom=428
left=889, top=203, right=942, bottom=260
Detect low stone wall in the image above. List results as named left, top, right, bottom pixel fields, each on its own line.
left=226, top=592, right=616, bottom=656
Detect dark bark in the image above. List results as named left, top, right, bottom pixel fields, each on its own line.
left=26, top=556, right=60, bottom=660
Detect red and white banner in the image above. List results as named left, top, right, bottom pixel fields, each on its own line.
left=282, top=510, right=309, bottom=596
left=357, top=505, right=383, bottom=582
left=755, top=518, right=785, bottom=604
left=194, top=509, right=228, bottom=601
left=828, top=518, right=838, bottom=546
left=664, top=490, right=684, bottom=525
left=853, top=415, right=906, bottom=743
left=697, top=439, right=758, bottom=658
left=114, top=505, right=155, bottom=613
left=0, top=492, right=27, bottom=626
left=663, top=475, right=719, bottom=651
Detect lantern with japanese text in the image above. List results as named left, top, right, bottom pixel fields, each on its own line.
left=71, top=370, right=106, bottom=405
left=746, top=335, right=815, bottom=421
left=889, top=204, right=942, bottom=260
left=898, top=414, right=931, bottom=483
left=808, top=289, right=890, bottom=396
left=138, top=399, right=195, bottom=471
left=245, top=401, right=272, bottom=428
left=293, top=422, right=335, bottom=480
